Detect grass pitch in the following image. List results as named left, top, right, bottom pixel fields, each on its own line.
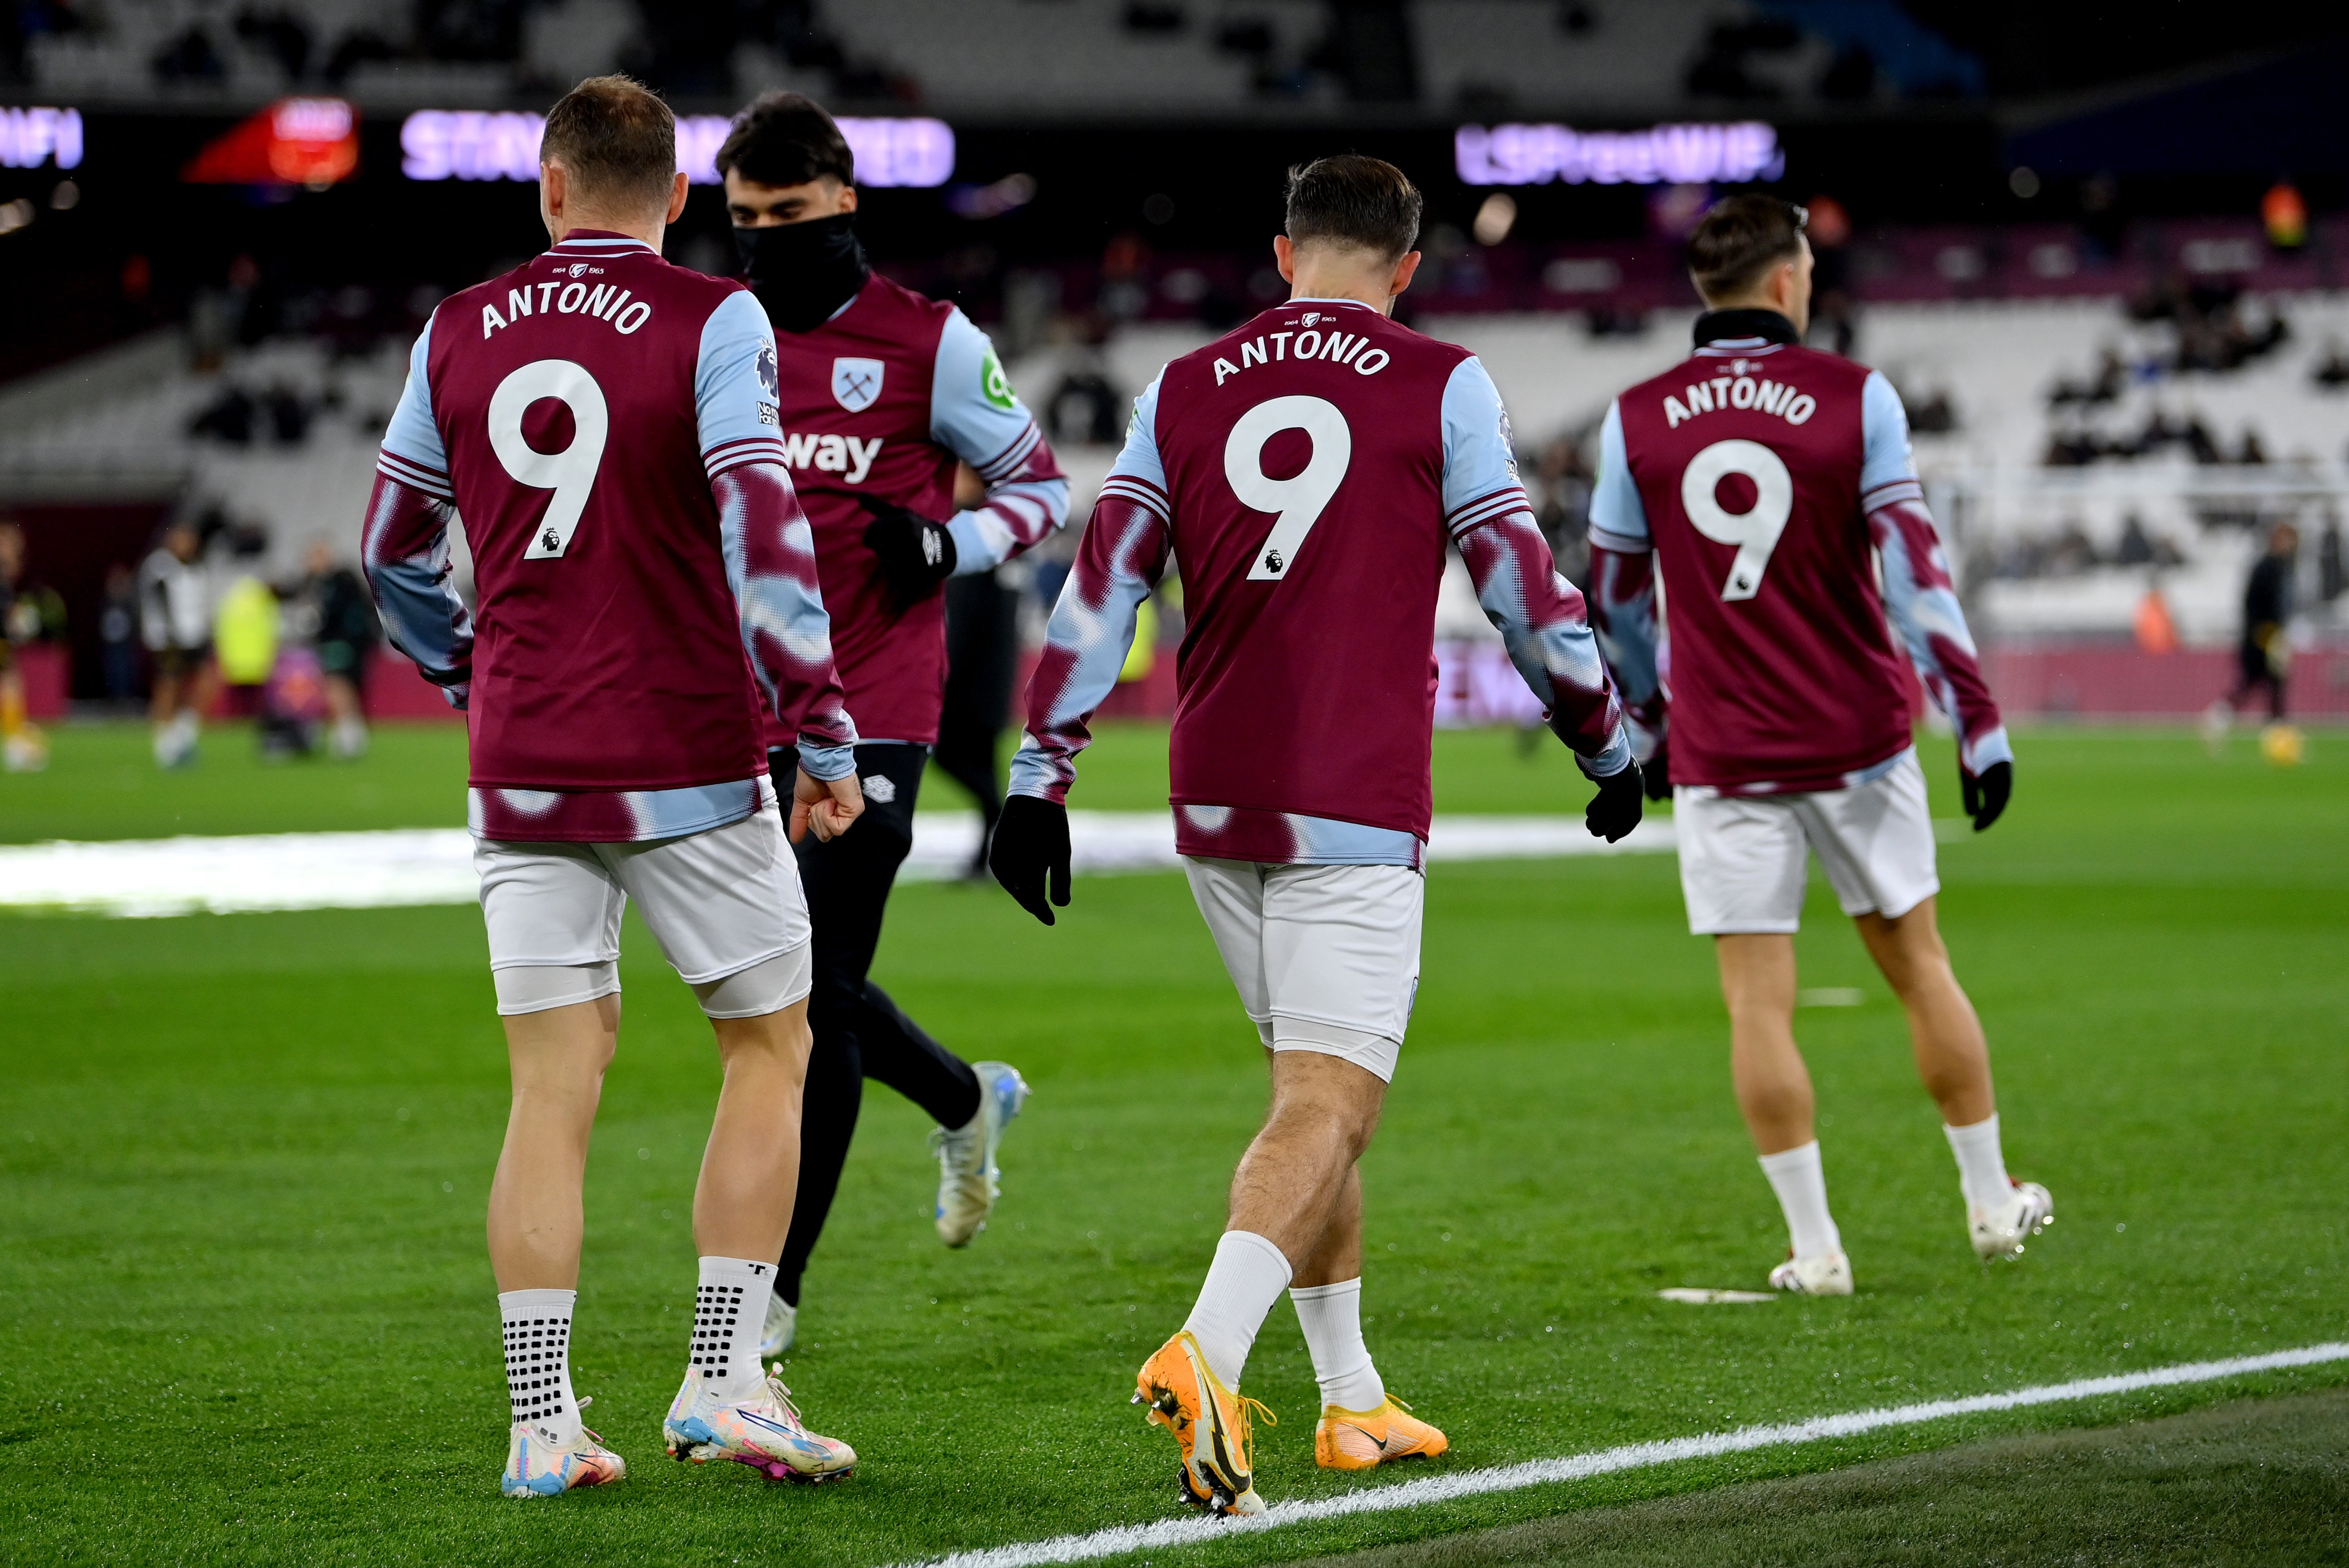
left=2, top=721, right=2345, bottom=1565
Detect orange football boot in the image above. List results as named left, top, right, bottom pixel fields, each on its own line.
left=1314, top=1396, right=1448, bottom=1471
left=1132, top=1330, right=1274, bottom=1515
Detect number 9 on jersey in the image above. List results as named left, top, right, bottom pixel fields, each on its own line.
left=490, top=359, right=611, bottom=561
left=1225, top=395, right=1351, bottom=582
left=1680, top=438, right=1791, bottom=602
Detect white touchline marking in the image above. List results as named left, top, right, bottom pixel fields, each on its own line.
left=899, top=1343, right=2349, bottom=1568
left=0, top=815, right=1675, bottom=918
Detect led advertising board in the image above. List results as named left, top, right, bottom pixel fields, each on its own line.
left=401, top=112, right=954, bottom=188
left=1456, top=121, right=1782, bottom=187
left=0, top=106, right=83, bottom=170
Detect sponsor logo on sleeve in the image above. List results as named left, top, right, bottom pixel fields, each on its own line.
left=980, top=343, right=1015, bottom=411
left=831, top=356, right=884, bottom=413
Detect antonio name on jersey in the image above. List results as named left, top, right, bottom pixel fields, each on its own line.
left=476, top=268, right=656, bottom=339
left=1659, top=357, right=1818, bottom=429
left=1209, top=313, right=1395, bottom=387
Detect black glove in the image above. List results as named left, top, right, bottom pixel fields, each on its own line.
left=1585, top=759, right=1646, bottom=843
left=1961, top=759, right=2012, bottom=833
left=988, top=793, right=1071, bottom=925
left=1641, top=738, right=1673, bottom=801
left=861, top=496, right=957, bottom=604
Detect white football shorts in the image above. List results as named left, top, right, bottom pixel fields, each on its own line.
left=1675, top=749, right=1939, bottom=935
left=1183, top=858, right=1423, bottom=1083
left=475, top=792, right=812, bottom=1018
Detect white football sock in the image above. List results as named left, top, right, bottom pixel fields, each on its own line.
left=1181, top=1230, right=1292, bottom=1389
left=500, top=1288, right=582, bottom=1444
left=1291, top=1278, right=1386, bottom=1413
left=1944, top=1114, right=2012, bottom=1212
left=689, top=1256, right=777, bottom=1403
left=1758, top=1141, right=1843, bottom=1261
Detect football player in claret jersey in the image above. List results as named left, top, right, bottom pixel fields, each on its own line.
left=990, top=157, right=1643, bottom=1515
left=1585, top=194, right=2050, bottom=1297
left=716, top=93, right=1069, bottom=1359
left=361, top=77, right=867, bottom=1498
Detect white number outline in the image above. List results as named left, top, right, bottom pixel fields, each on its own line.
left=1223, top=394, right=1352, bottom=582
left=1680, top=438, right=1792, bottom=601
left=488, top=359, right=611, bottom=560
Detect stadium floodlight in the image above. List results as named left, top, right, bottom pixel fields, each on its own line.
left=1455, top=121, right=1783, bottom=187
left=402, top=111, right=954, bottom=188
left=0, top=106, right=83, bottom=171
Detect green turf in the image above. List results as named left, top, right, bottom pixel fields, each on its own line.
left=2, top=726, right=2345, bottom=1566
left=1300, top=1389, right=2349, bottom=1567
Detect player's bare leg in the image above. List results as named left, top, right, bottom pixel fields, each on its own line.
left=1714, top=934, right=1849, bottom=1294
left=1715, top=934, right=1813, bottom=1155
left=694, top=1004, right=812, bottom=1262
left=1856, top=898, right=2052, bottom=1260
left=666, top=996, right=858, bottom=1483
left=488, top=996, right=622, bottom=1291
left=488, top=995, right=627, bottom=1496
left=1229, top=1051, right=1385, bottom=1259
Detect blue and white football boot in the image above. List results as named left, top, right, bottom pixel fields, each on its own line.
left=929, top=1061, right=1031, bottom=1247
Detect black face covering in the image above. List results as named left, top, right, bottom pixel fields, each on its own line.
left=736, top=213, right=871, bottom=334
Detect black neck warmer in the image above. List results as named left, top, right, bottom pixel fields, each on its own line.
left=737, top=213, right=871, bottom=334
left=1693, top=307, right=1801, bottom=347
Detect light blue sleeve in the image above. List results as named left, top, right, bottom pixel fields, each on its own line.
left=1003, top=378, right=1169, bottom=802
left=1586, top=399, right=1650, bottom=549
left=1859, top=370, right=1918, bottom=498
left=696, top=290, right=782, bottom=461
left=930, top=307, right=1071, bottom=574
left=1109, top=376, right=1167, bottom=490
left=382, top=318, right=448, bottom=475
left=1438, top=356, right=1526, bottom=525
left=929, top=308, right=1036, bottom=470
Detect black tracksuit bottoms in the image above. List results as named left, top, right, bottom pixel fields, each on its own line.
left=766, top=742, right=982, bottom=1307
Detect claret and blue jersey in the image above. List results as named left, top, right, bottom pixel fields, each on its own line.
left=362, top=229, right=859, bottom=843
left=761, top=272, right=1067, bottom=749
left=1011, top=296, right=1630, bottom=867
left=1587, top=325, right=2011, bottom=796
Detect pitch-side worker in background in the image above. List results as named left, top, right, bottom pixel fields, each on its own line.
left=362, top=74, right=868, bottom=1498
left=1585, top=193, right=2051, bottom=1298
left=990, top=154, right=1643, bottom=1515
left=717, top=92, right=1071, bottom=1359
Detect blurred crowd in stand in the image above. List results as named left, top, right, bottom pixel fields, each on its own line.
left=0, top=502, right=380, bottom=773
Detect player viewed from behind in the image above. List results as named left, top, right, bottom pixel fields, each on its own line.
left=990, top=156, right=1642, bottom=1515
left=1585, top=193, right=2050, bottom=1297
left=361, top=75, right=867, bottom=1499
left=717, top=92, right=1069, bottom=1358
left=138, top=519, right=216, bottom=769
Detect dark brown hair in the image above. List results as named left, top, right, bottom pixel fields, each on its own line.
left=1284, top=154, right=1422, bottom=263
left=540, top=75, right=676, bottom=217
left=716, top=92, right=855, bottom=189
left=1686, top=193, right=1808, bottom=301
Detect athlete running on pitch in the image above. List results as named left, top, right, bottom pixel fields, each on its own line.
left=717, top=93, right=1070, bottom=1358
left=363, top=75, right=865, bottom=1498
left=990, top=155, right=1642, bottom=1515
left=1585, top=193, right=2050, bottom=1296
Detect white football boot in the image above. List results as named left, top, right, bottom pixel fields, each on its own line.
left=929, top=1061, right=1030, bottom=1247
left=1971, top=1179, right=2055, bottom=1261
left=758, top=1293, right=797, bottom=1359
left=500, top=1402, right=627, bottom=1498
left=1769, top=1250, right=1854, bottom=1296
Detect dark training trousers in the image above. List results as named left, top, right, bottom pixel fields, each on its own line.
left=768, top=742, right=983, bottom=1307
left=935, top=571, right=1023, bottom=865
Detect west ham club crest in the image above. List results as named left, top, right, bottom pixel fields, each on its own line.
left=831, top=357, right=883, bottom=413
